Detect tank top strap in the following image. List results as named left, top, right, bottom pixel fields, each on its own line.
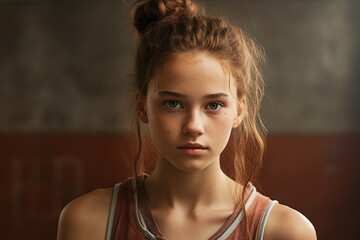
left=257, top=200, right=278, bottom=240
left=105, top=183, right=121, bottom=240
left=105, top=176, right=278, bottom=240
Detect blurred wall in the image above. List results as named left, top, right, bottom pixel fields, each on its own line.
left=0, top=0, right=359, bottom=133
left=0, top=0, right=359, bottom=239
left=0, top=0, right=134, bottom=132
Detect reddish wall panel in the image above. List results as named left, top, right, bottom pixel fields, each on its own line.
left=261, top=135, right=360, bottom=240
left=0, top=133, right=133, bottom=240
left=0, top=133, right=359, bottom=239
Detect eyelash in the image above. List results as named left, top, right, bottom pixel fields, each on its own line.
left=164, top=100, right=224, bottom=111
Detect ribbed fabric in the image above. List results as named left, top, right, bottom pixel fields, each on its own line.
left=108, top=175, right=275, bottom=240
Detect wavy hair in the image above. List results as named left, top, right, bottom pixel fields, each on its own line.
left=129, top=0, right=266, bottom=236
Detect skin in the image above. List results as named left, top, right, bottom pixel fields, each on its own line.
left=57, top=53, right=317, bottom=240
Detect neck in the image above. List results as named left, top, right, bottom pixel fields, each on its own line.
left=144, top=156, right=239, bottom=213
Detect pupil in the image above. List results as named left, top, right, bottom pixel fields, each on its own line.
left=210, top=103, right=218, bottom=110
left=169, top=101, right=177, bottom=108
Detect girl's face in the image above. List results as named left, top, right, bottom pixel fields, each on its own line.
left=139, top=53, right=244, bottom=173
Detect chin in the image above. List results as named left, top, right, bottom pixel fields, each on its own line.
left=169, top=157, right=214, bottom=174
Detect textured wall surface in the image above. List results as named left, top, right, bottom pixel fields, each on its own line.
left=0, top=1, right=135, bottom=132
left=208, top=0, right=360, bottom=133
left=1, top=0, right=359, bottom=133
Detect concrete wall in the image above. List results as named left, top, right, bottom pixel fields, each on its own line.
left=0, top=0, right=359, bottom=133
left=0, top=0, right=135, bottom=132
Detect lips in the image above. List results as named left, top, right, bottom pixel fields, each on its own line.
left=178, top=143, right=208, bottom=157
left=177, top=143, right=208, bottom=149
left=177, top=143, right=208, bottom=156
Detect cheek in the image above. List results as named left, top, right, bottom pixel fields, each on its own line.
left=218, top=112, right=235, bottom=127
left=209, top=112, right=235, bottom=138
left=149, top=115, right=178, bottom=140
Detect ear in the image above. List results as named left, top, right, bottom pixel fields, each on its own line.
left=232, top=97, right=246, bottom=129
left=135, top=92, right=149, bottom=123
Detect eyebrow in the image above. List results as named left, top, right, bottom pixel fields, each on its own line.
left=157, top=91, right=229, bottom=99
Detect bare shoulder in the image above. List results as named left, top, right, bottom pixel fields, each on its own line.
left=264, top=203, right=317, bottom=240
left=57, top=187, right=114, bottom=240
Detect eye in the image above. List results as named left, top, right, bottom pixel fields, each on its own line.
left=166, top=100, right=181, bottom=109
left=206, top=102, right=222, bottom=111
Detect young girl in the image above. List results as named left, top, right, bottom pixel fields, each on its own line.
left=57, top=0, right=317, bottom=239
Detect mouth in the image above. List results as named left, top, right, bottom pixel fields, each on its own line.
left=177, top=143, right=208, bottom=156
left=177, top=143, right=208, bottom=149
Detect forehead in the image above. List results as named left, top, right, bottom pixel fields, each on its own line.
left=149, top=53, right=236, bottom=95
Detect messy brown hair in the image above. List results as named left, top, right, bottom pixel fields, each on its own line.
left=130, top=0, right=266, bottom=236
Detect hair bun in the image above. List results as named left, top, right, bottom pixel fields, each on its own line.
left=131, top=0, right=198, bottom=35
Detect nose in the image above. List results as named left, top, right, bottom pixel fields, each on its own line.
left=182, top=110, right=205, bottom=137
